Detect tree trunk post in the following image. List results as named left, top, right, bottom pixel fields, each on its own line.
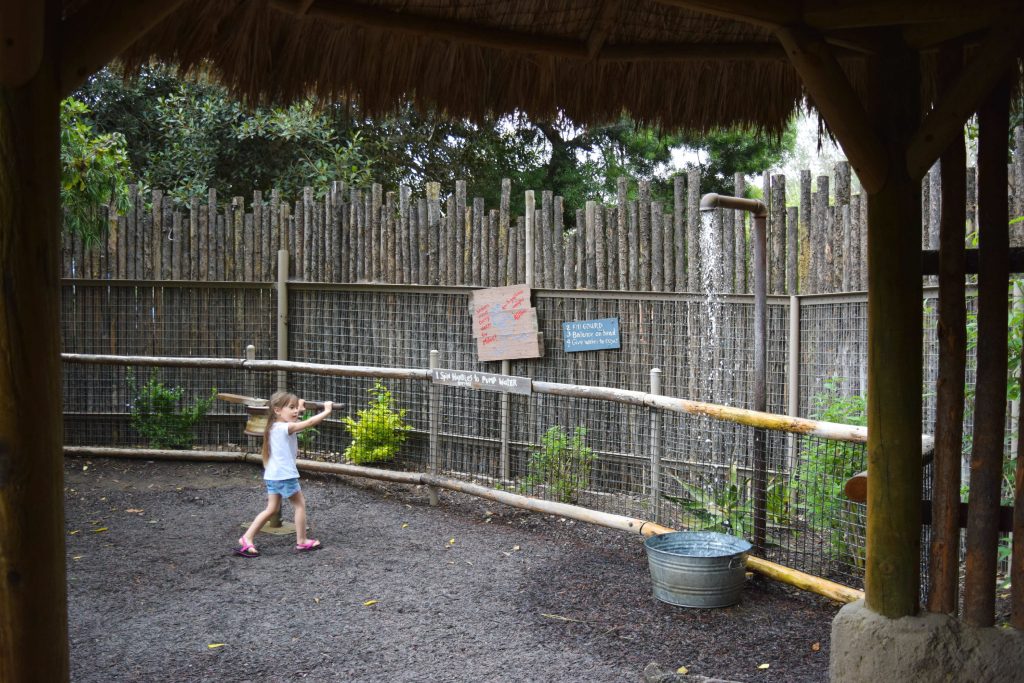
left=0, top=16, right=70, bottom=681
left=864, top=37, right=923, bottom=618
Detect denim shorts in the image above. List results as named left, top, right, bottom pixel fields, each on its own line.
left=266, top=477, right=301, bottom=498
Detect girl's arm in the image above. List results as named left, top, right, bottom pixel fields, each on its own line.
left=288, top=400, right=333, bottom=434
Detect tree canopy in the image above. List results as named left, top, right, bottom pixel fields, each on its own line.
left=70, top=64, right=797, bottom=225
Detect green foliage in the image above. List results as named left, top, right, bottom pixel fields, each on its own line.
left=802, top=377, right=867, bottom=567
left=673, top=123, right=798, bottom=199
left=76, top=65, right=374, bottom=204
left=127, top=371, right=216, bottom=449
left=523, top=426, right=595, bottom=504
left=296, top=410, right=319, bottom=455
left=341, top=381, right=411, bottom=464
left=662, top=463, right=752, bottom=537
left=60, top=97, right=132, bottom=243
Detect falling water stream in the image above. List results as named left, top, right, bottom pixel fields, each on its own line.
left=698, top=208, right=726, bottom=405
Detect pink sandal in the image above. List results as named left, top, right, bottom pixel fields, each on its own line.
left=295, top=539, right=322, bottom=552
left=234, top=537, right=259, bottom=557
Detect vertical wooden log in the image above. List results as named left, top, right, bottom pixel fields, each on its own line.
left=499, top=179, right=510, bottom=286
left=799, top=170, right=812, bottom=294
left=734, top=173, right=747, bottom=293
left=198, top=201, right=209, bottom=280
left=628, top=199, right=640, bottom=291
left=488, top=209, right=499, bottom=287
left=929, top=163, right=942, bottom=255
left=116, top=212, right=128, bottom=279
left=787, top=206, right=799, bottom=294
left=963, top=73, right=1011, bottom=628
left=650, top=201, right=663, bottom=290
left=399, top=185, right=411, bottom=285
left=583, top=201, right=596, bottom=288
left=814, top=176, right=830, bottom=293
left=385, top=190, right=397, bottom=283
left=162, top=196, right=172, bottom=280
left=371, top=183, right=382, bottom=280
left=835, top=160, right=851, bottom=206
left=0, top=57, right=72, bottom=681
left=595, top=203, right=607, bottom=290
left=361, top=188, right=372, bottom=280
left=673, top=174, right=685, bottom=292
left=125, top=185, right=137, bottom=278
left=575, top=208, right=586, bottom=289
left=440, top=197, right=451, bottom=285
left=149, top=189, right=161, bottom=280
left=244, top=208, right=255, bottom=282
left=928, top=47, right=968, bottom=617
left=171, top=211, right=183, bottom=280
left=290, top=196, right=302, bottom=280
left=455, top=180, right=467, bottom=285
left=638, top=182, right=651, bottom=290
left=619, top=176, right=631, bottom=289
left=471, top=197, right=483, bottom=286
left=771, top=175, right=786, bottom=294
left=563, top=220, right=577, bottom=289
left=687, top=170, right=700, bottom=292
left=864, top=41, right=923, bottom=619
left=514, top=216, right=526, bottom=284
left=417, top=197, right=429, bottom=283
left=477, top=197, right=489, bottom=286
left=352, top=189, right=363, bottom=280
left=269, top=190, right=280, bottom=278
left=251, top=191, right=263, bottom=281
left=540, top=190, right=553, bottom=288
left=662, top=211, right=674, bottom=291
left=553, top=196, right=565, bottom=289
left=304, top=188, right=315, bottom=280
left=507, top=206, right=519, bottom=286
left=840, top=205, right=852, bottom=291
left=230, top=196, right=243, bottom=280
left=426, top=182, right=440, bottom=285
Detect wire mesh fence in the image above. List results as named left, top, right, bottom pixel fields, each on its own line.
left=61, top=281, right=999, bottom=592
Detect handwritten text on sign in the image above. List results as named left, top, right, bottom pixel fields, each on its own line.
left=562, top=317, right=621, bottom=353
left=470, top=285, right=543, bottom=362
left=431, top=369, right=533, bottom=395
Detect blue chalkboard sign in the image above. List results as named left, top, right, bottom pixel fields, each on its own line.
left=562, top=317, right=621, bottom=353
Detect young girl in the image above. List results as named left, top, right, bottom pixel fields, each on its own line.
left=236, top=391, right=332, bottom=557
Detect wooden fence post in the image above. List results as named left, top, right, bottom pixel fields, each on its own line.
left=428, top=349, right=441, bottom=506
left=650, top=367, right=663, bottom=521
left=276, top=249, right=289, bottom=392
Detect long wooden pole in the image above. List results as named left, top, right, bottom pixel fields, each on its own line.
left=0, top=2, right=69, bottom=678
left=864, top=36, right=923, bottom=618
left=64, top=446, right=863, bottom=605
left=963, top=72, right=1011, bottom=628
left=927, top=44, right=968, bottom=616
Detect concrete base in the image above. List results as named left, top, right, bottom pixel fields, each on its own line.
left=830, top=600, right=1024, bottom=682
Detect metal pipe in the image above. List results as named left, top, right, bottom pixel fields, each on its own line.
left=701, top=192, right=768, bottom=552
left=699, top=192, right=768, bottom=217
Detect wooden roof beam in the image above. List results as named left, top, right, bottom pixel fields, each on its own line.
left=775, top=24, right=888, bottom=194
left=803, top=0, right=1017, bottom=30
left=586, top=0, right=622, bottom=60
left=0, top=1, right=43, bottom=87
left=59, top=0, right=189, bottom=97
left=275, top=0, right=790, bottom=62
left=907, top=10, right=1024, bottom=181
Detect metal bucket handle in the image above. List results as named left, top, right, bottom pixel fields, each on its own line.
left=728, top=555, right=745, bottom=569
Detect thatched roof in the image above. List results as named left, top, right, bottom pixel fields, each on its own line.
left=98, top=0, right=1022, bottom=137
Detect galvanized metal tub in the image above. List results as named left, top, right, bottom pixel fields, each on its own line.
left=644, top=531, right=752, bottom=608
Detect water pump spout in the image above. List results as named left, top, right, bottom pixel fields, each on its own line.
left=699, top=192, right=767, bottom=217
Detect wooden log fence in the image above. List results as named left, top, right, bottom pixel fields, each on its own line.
left=60, top=128, right=1024, bottom=292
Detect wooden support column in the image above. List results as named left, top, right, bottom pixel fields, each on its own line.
left=927, top=46, right=968, bottom=617
left=0, top=2, right=69, bottom=679
left=963, top=72, right=1011, bottom=628
left=863, top=35, right=923, bottom=618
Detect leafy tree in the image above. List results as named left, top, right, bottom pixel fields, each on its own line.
left=75, top=65, right=373, bottom=203
left=60, top=97, right=132, bottom=242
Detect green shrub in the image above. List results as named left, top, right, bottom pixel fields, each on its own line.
left=523, top=426, right=595, bottom=504
left=802, top=377, right=867, bottom=567
left=663, top=463, right=752, bottom=537
left=341, top=381, right=411, bottom=464
left=128, top=370, right=216, bottom=449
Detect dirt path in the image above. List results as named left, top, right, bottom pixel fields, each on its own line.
left=64, top=457, right=838, bottom=682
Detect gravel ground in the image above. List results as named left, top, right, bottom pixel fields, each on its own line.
left=64, top=457, right=840, bottom=682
